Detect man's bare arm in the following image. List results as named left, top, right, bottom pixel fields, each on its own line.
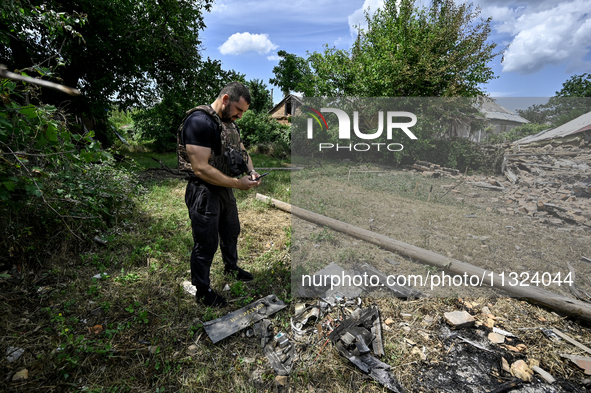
left=241, top=142, right=259, bottom=180
left=186, top=144, right=260, bottom=190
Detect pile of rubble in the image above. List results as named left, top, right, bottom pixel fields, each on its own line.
left=498, top=144, right=591, bottom=229
left=408, top=144, right=591, bottom=231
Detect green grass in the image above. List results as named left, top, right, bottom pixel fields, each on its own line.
left=4, top=149, right=590, bottom=392
left=248, top=153, right=291, bottom=168
left=121, top=151, right=179, bottom=170
left=0, top=147, right=290, bottom=388
left=0, top=156, right=293, bottom=391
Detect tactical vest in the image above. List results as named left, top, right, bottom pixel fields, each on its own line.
left=177, top=105, right=249, bottom=177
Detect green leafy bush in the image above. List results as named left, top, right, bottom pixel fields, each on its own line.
left=0, top=78, right=145, bottom=266
left=236, top=111, right=291, bottom=149
left=415, top=138, right=504, bottom=173
left=488, top=123, right=549, bottom=144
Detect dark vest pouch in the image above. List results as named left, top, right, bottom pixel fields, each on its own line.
left=224, top=148, right=249, bottom=176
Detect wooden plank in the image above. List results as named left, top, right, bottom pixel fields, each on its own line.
left=466, top=182, right=505, bottom=191
left=504, top=168, right=519, bottom=184
left=506, top=152, right=578, bottom=157
left=552, top=328, right=591, bottom=356
left=544, top=203, right=568, bottom=212
left=257, top=194, right=591, bottom=323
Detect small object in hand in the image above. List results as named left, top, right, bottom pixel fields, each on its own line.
left=253, top=172, right=269, bottom=181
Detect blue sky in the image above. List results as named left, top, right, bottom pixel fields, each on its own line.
left=199, top=0, right=591, bottom=109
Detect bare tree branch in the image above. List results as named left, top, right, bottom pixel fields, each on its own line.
left=0, top=65, right=81, bottom=96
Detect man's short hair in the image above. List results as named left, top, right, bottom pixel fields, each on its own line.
left=218, top=82, right=251, bottom=105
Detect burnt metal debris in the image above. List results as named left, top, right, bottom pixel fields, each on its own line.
left=288, top=295, right=405, bottom=392
left=263, top=332, right=295, bottom=376
left=247, top=319, right=296, bottom=376
left=198, top=288, right=586, bottom=392
left=203, top=294, right=287, bottom=344
left=329, top=306, right=406, bottom=393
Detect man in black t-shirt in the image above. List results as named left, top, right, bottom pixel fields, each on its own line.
left=180, top=82, right=261, bottom=307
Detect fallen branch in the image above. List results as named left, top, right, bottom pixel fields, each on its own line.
left=0, top=65, right=80, bottom=96
left=256, top=193, right=591, bottom=322
left=466, top=182, right=505, bottom=191
left=0, top=150, right=77, bottom=157
left=148, top=157, right=184, bottom=176
left=438, top=180, right=464, bottom=200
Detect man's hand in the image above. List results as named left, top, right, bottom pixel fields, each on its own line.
left=236, top=174, right=261, bottom=190
left=249, top=170, right=260, bottom=181
left=186, top=144, right=262, bottom=191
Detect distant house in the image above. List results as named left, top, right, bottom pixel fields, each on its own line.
left=268, top=94, right=303, bottom=124
left=450, top=97, right=529, bottom=142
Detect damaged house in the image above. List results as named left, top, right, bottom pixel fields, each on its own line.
left=513, top=110, right=591, bottom=147
left=449, top=97, right=530, bottom=142
left=268, top=94, right=303, bottom=124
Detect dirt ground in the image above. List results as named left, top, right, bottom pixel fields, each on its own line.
left=291, top=167, right=591, bottom=300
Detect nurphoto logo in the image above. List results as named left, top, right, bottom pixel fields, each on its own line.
left=302, top=105, right=418, bottom=152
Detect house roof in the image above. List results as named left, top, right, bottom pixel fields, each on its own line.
left=475, top=97, right=529, bottom=124
left=268, top=94, right=304, bottom=114
left=513, top=110, right=591, bottom=145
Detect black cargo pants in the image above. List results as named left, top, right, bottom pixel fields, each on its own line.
left=185, top=180, right=240, bottom=290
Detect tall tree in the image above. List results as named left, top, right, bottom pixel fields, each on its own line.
left=0, top=2, right=146, bottom=264
left=1, top=0, right=220, bottom=144
left=246, top=78, right=273, bottom=113
left=555, top=73, right=591, bottom=98
left=278, top=0, right=500, bottom=98
left=133, top=60, right=244, bottom=152
left=517, top=73, right=591, bottom=126
left=269, top=50, right=311, bottom=97
left=355, top=0, right=499, bottom=97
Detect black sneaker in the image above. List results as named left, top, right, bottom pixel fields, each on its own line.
left=196, top=287, right=227, bottom=307
left=224, top=266, right=254, bottom=282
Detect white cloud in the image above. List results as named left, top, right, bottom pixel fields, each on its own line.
left=219, top=32, right=278, bottom=55
left=347, top=0, right=385, bottom=36
left=267, top=55, right=281, bottom=61
left=483, top=0, right=591, bottom=75
left=211, top=2, right=227, bottom=12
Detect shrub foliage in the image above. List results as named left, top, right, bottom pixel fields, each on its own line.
left=0, top=78, right=144, bottom=266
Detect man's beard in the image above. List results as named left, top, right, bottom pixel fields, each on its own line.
left=221, top=105, right=233, bottom=122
